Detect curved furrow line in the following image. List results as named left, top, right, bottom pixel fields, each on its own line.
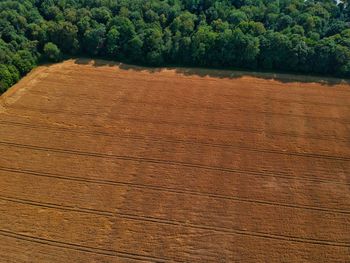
left=1, top=167, right=349, bottom=215
left=118, top=214, right=350, bottom=248
left=3, top=104, right=349, bottom=143
left=0, top=141, right=349, bottom=185
left=1, top=196, right=349, bottom=248
left=1, top=141, right=349, bottom=186
left=0, top=230, right=172, bottom=262
left=0, top=195, right=115, bottom=216
left=1, top=120, right=350, bottom=161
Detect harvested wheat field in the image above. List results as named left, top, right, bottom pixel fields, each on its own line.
left=0, top=59, right=350, bottom=262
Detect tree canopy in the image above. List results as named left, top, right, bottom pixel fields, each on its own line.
left=1, top=0, right=350, bottom=92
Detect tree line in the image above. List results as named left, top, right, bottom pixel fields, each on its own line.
left=1, top=0, right=350, bottom=93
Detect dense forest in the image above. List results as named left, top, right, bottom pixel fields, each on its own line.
left=0, top=0, right=350, bottom=92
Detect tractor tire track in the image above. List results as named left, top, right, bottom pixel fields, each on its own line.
left=0, top=229, right=172, bottom=262
left=1, top=120, right=350, bottom=160
left=1, top=141, right=349, bottom=186
left=3, top=104, right=349, bottom=143
left=1, top=166, right=349, bottom=214
left=1, top=196, right=349, bottom=248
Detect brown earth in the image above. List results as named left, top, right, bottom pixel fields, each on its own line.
left=0, top=59, right=350, bottom=262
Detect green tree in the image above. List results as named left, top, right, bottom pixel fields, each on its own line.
left=43, top=42, right=61, bottom=62
left=47, top=21, right=79, bottom=54
left=259, top=31, right=292, bottom=70
left=0, top=64, right=14, bottom=92
left=191, top=25, right=217, bottom=65
left=125, top=36, right=143, bottom=62
left=83, top=24, right=106, bottom=55
left=12, top=50, right=36, bottom=75
left=142, top=28, right=164, bottom=65
left=108, top=16, right=136, bottom=54
left=1, top=0, right=350, bottom=95
left=106, top=27, right=120, bottom=56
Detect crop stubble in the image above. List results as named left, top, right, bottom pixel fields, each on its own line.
left=0, top=60, right=349, bottom=262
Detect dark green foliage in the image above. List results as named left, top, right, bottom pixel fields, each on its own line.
left=12, top=50, right=36, bottom=75
left=0, top=64, right=19, bottom=92
left=106, top=27, right=120, bottom=56
left=0, top=64, right=14, bottom=92
left=1, top=0, right=350, bottom=94
left=125, top=36, right=143, bottom=62
left=43, top=42, right=61, bottom=62
left=83, top=24, right=106, bottom=55
left=46, top=21, right=79, bottom=53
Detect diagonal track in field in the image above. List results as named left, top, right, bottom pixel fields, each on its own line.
left=2, top=62, right=350, bottom=262
left=1, top=120, right=350, bottom=161
left=0, top=229, right=173, bottom=262
left=1, top=195, right=349, bottom=247
left=1, top=141, right=349, bottom=186
left=1, top=166, right=349, bottom=214
left=3, top=104, right=350, bottom=143
left=1, top=140, right=349, bottom=186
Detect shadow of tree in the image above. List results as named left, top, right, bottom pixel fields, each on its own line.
left=73, top=58, right=350, bottom=86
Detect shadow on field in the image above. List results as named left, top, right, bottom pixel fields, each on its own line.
left=74, top=58, right=350, bottom=86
